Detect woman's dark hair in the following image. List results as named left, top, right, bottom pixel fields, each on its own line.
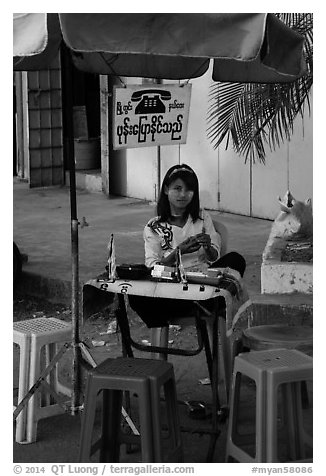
left=157, top=164, right=200, bottom=222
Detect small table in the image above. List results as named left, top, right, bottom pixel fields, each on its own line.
left=83, top=276, right=232, bottom=462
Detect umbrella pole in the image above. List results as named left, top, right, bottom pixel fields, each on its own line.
left=69, top=154, right=82, bottom=415
left=63, top=45, right=82, bottom=415
left=155, top=79, right=162, bottom=199
left=156, top=145, right=161, bottom=199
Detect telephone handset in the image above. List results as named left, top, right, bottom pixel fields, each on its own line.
left=131, top=89, right=171, bottom=114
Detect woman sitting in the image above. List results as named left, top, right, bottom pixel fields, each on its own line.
left=129, top=163, right=246, bottom=328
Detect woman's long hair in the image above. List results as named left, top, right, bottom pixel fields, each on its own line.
left=157, top=164, right=200, bottom=222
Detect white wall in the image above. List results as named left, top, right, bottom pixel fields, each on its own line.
left=251, top=143, right=289, bottom=219
left=177, top=72, right=219, bottom=210
left=218, top=145, right=251, bottom=216
left=111, top=68, right=313, bottom=220
left=250, top=104, right=313, bottom=219
left=288, top=103, right=313, bottom=202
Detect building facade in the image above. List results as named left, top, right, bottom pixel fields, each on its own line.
left=14, top=56, right=313, bottom=221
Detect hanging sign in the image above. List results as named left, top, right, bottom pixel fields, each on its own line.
left=113, top=84, right=192, bottom=150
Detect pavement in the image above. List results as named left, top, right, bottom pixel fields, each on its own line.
left=12, top=178, right=313, bottom=465
left=13, top=178, right=272, bottom=301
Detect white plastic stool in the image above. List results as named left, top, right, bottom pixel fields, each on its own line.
left=13, top=317, right=72, bottom=443
left=225, top=348, right=313, bottom=463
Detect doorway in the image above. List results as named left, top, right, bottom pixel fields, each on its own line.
left=61, top=46, right=101, bottom=175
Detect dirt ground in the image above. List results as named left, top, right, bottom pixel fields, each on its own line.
left=13, top=291, right=234, bottom=463
left=13, top=291, right=313, bottom=464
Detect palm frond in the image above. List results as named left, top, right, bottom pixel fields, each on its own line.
left=206, top=13, right=313, bottom=163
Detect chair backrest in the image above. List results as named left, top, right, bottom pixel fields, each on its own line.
left=212, top=219, right=228, bottom=257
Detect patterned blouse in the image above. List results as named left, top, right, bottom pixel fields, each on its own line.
left=144, top=209, right=221, bottom=272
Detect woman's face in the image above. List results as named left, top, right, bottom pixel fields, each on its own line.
left=164, top=178, right=194, bottom=214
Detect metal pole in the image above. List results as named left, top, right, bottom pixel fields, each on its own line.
left=70, top=198, right=81, bottom=415
left=68, top=93, right=82, bottom=416
left=155, top=79, right=162, bottom=199
left=157, top=145, right=161, bottom=198
left=62, top=45, right=81, bottom=414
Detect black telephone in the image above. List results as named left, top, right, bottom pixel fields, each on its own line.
left=131, top=89, right=171, bottom=114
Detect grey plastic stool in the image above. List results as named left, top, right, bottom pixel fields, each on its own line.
left=225, top=348, right=313, bottom=463
left=79, top=357, right=183, bottom=463
left=242, top=324, right=313, bottom=408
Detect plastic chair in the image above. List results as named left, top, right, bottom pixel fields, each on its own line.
left=241, top=324, right=313, bottom=354
left=225, top=348, right=313, bottom=463
left=13, top=317, right=72, bottom=443
left=79, top=357, right=183, bottom=463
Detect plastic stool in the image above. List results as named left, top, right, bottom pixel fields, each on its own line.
left=242, top=324, right=313, bottom=408
left=13, top=317, right=72, bottom=443
left=225, top=349, right=313, bottom=463
left=79, top=357, right=183, bottom=463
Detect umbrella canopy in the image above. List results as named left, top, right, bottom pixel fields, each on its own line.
left=14, top=13, right=306, bottom=83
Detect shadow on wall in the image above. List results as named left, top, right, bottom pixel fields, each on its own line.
left=110, top=149, right=127, bottom=196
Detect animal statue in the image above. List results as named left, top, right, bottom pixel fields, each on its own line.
left=271, top=191, right=313, bottom=239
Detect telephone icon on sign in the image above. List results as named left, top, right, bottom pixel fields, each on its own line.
left=131, top=89, right=171, bottom=114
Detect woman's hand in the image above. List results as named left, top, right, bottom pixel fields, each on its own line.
left=179, top=233, right=213, bottom=254
left=159, top=237, right=200, bottom=266
left=196, top=233, right=218, bottom=261
left=179, top=236, right=201, bottom=254
left=160, top=233, right=216, bottom=266
left=195, top=233, right=211, bottom=249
